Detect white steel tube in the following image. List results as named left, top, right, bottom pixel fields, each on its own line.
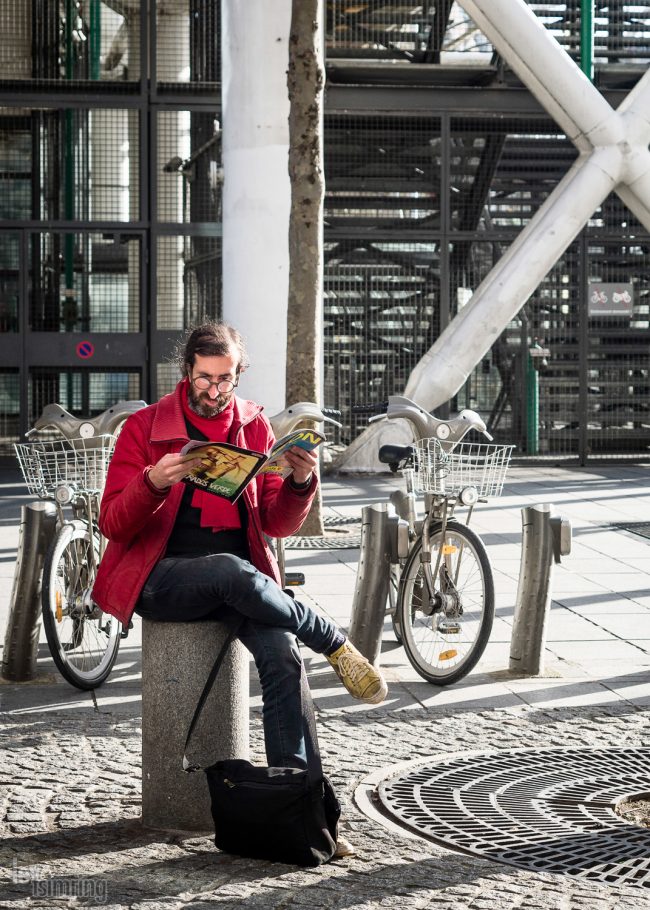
left=405, top=146, right=621, bottom=409
left=458, top=0, right=619, bottom=149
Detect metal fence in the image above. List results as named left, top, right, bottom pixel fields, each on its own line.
left=0, top=1, right=648, bottom=463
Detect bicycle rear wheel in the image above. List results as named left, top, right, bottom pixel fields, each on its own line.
left=397, top=521, right=494, bottom=685
left=42, top=522, right=121, bottom=690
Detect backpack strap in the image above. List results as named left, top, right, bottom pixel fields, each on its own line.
left=183, top=617, right=324, bottom=783
left=183, top=617, right=244, bottom=772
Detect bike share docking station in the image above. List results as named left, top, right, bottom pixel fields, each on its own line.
left=2, top=501, right=57, bottom=681
left=510, top=503, right=572, bottom=676
left=348, top=501, right=408, bottom=667
left=348, top=497, right=572, bottom=679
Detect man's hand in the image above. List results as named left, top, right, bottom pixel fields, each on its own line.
left=284, top=446, right=318, bottom=485
left=148, top=453, right=202, bottom=491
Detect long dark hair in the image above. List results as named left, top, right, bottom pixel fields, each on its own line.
left=174, top=320, right=250, bottom=375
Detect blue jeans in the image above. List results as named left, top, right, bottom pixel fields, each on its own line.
left=136, top=554, right=343, bottom=769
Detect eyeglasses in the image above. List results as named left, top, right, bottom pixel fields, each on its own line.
left=191, top=375, right=238, bottom=394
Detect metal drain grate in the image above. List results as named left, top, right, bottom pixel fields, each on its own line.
left=609, top=522, right=650, bottom=541
left=378, top=748, right=650, bottom=888
left=324, top=515, right=361, bottom=528
left=284, top=534, right=361, bottom=549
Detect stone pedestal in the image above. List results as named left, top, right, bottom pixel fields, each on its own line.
left=141, top=620, right=249, bottom=831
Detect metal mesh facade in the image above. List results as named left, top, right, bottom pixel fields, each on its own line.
left=29, top=232, right=141, bottom=333
left=0, top=2, right=221, bottom=449
left=0, top=107, right=139, bottom=222
left=324, top=106, right=650, bottom=458
left=0, top=1, right=648, bottom=463
left=325, top=2, right=650, bottom=66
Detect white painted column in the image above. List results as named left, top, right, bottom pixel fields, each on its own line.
left=221, top=0, right=292, bottom=413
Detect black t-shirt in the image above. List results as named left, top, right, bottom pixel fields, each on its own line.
left=164, top=418, right=250, bottom=561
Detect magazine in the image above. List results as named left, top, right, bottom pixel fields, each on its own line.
left=180, top=428, right=325, bottom=503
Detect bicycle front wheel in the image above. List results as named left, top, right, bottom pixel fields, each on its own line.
left=42, top=522, right=121, bottom=690
left=397, top=521, right=494, bottom=685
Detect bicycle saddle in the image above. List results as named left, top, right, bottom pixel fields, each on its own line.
left=378, top=444, right=414, bottom=471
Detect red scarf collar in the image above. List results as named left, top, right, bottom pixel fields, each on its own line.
left=180, top=381, right=241, bottom=532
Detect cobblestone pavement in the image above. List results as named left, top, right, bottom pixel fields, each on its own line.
left=2, top=701, right=649, bottom=909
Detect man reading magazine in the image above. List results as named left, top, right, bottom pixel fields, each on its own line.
left=91, top=320, right=388, bottom=859
left=180, top=427, right=326, bottom=502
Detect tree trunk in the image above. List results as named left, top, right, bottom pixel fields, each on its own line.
left=286, top=0, right=325, bottom=535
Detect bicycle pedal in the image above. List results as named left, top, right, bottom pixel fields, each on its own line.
left=437, top=620, right=461, bottom=635
left=120, top=620, right=134, bottom=639
left=284, top=572, right=305, bottom=587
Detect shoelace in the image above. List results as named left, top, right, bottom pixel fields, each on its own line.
left=336, top=652, right=373, bottom=685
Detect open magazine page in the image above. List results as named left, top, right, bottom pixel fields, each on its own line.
left=180, top=440, right=265, bottom=503
left=260, top=428, right=326, bottom=476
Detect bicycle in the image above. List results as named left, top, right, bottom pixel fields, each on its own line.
left=354, top=395, right=513, bottom=685
left=267, top=402, right=342, bottom=587
left=13, top=400, right=146, bottom=689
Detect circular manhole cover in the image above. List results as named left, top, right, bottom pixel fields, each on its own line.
left=377, top=748, right=650, bottom=888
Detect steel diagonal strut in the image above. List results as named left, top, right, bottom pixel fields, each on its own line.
left=335, top=0, right=650, bottom=471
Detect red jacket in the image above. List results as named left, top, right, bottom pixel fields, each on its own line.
left=92, top=384, right=317, bottom=625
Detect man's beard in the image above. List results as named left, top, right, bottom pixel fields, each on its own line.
left=188, top=385, right=231, bottom=418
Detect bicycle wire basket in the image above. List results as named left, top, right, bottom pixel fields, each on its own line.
left=413, top=438, right=514, bottom=499
left=14, top=435, right=117, bottom=499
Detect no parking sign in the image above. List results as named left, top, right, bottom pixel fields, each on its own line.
left=76, top=340, right=95, bottom=360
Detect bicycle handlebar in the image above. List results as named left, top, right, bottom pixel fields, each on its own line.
left=358, top=395, right=492, bottom=448
left=320, top=407, right=342, bottom=420
left=269, top=401, right=343, bottom=438
left=27, top=400, right=147, bottom=442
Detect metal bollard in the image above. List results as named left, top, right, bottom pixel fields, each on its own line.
left=509, top=503, right=571, bottom=676
left=2, top=501, right=57, bottom=681
left=348, top=503, right=391, bottom=666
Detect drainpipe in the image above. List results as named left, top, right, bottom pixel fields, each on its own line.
left=90, top=0, right=101, bottom=81
left=580, top=0, right=594, bottom=81
left=64, top=0, right=76, bottom=410
left=64, top=0, right=75, bottom=240
left=525, top=348, right=539, bottom=456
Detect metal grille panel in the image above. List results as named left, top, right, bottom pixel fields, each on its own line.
left=29, top=233, right=141, bottom=333
left=0, top=369, right=19, bottom=447
left=157, top=111, right=222, bottom=224
left=325, top=2, right=650, bottom=65
left=0, top=107, right=139, bottom=223
left=156, top=235, right=221, bottom=330
left=586, top=239, right=650, bottom=457
left=378, top=748, right=650, bottom=888
left=27, top=369, right=141, bottom=430
left=156, top=0, right=220, bottom=89
left=0, top=1, right=139, bottom=86
left=324, top=239, right=440, bottom=444
left=326, top=115, right=442, bottom=232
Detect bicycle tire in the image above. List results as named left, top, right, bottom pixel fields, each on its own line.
left=397, top=521, right=494, bottom=686
left=42, top=522, right=121, bottom=690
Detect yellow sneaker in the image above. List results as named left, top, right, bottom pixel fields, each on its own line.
left=326, top=640, right=388, bottom=705
left=334, top=835, right=356, bottom=858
